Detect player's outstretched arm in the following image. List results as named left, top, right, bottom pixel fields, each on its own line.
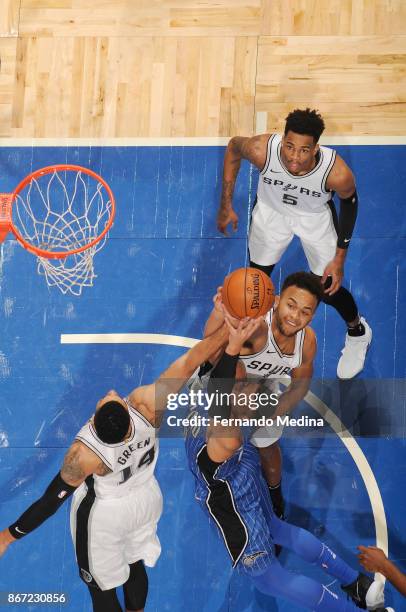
left=217, top=134, right=268, bottom=235
left=0, top=441, right=101, bottom=558
left=0, top=528, right=15, bottom=557
left=129, top=323, right=230, bottom=426
left=206, top=317, right=262, bottom=463
left=358, top=546, right=406, bottom=597
left=271, top=327, right=316, bottom=418
left=203, top=287, right=225, bottom=338
left=323, top=155, right=358, bottom=295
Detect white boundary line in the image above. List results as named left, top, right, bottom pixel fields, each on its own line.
left=1, top=136, right=406, bottom=147
left=304, top=389, right=388, bottom=560
left=61, top=333, right=199, bottom=348
left=61, top=331, right=389, bottom=578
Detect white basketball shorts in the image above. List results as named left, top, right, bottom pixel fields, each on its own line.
left=70, top=475, right=163, bottom=591
left=249, top=201, right=337, bottom=276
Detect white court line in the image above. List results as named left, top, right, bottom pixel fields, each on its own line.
left=1, top=136, right=406, bottom=146
left=61, top=331, right=389, bottom=580
left=60, top=333, right=200, bottom=348
left=393, top=264, right=399, bottom=380
left=304, top=388, right=388, bottom=576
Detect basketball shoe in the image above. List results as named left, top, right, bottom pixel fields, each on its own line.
left=337, top=317, right=372, bottom=379
left=341, top=572, right=390, bottom=610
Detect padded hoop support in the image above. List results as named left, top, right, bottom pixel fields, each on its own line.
left=0, top=194, right=13, bottom=243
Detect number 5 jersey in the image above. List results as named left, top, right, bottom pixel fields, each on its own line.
left=257, top=133, right=336, bottom=217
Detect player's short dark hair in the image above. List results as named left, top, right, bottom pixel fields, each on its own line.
left=284, top=108, right=325, bottom=143
left=94, top=400, right=130, bottom=444
left=281, top=271, right=323, bottom=305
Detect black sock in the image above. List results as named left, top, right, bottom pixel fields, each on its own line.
left=268, top=481, right=285, bottom=518
left=347, top=322, right=365, bottom=337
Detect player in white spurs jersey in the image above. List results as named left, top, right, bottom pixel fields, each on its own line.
left=0, top=324, right=230, bottom=612
left=217, top=108, right=372, bottom=380
left=191, top=272, right=320, bottom=535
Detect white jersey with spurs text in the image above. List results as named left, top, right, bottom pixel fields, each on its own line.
left=240, top=309, right=305, bottom=381
left=241, top=309, right=306, bottom=447
left=257, top=133, right=336, bottom=217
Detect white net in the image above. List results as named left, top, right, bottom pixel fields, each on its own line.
left=12, top=167, right=114, bottom=295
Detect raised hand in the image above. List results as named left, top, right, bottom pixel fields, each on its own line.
left=223, top=315, right=262, bottom=355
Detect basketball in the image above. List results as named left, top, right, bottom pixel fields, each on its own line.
left=221, top=267, right=275, bottom=319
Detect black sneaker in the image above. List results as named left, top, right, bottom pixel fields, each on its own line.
left=341, top=573, right=370, bottom=609
left=342, top=573, right=387, bottom=610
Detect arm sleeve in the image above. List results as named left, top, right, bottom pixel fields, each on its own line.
left=207, top=351, right=239, bottom=419
left=337, top=190, right=358, bottom=249
left=8, top=472, right=77, bottom=539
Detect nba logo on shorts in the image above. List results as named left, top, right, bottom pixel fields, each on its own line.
left=80, top=568, right=93, bottom=583
left=243, top=551, right=267, bottom=567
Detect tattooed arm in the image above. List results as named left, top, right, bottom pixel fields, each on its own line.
left=60, top=441, right=104, bottom=485
left=217, top=134, right=269, bottom=235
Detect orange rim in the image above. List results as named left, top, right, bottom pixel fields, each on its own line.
left=10, top=164, right=115, bottom=260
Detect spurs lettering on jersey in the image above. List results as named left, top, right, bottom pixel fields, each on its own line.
left=246, top=356, right=291, bottom=377
left=241, top=309, right=305, bottom=380
left=257, top=134, right=336, bottom=217
left=262, top=176, right=322, bottom=198
left=75, top=398, right=157, bottom=499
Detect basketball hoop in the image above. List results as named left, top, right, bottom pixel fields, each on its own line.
left=0, top=165, right=115, bottom=295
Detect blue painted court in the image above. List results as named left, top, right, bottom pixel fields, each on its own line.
left=0, top=143, right=404, bottom=611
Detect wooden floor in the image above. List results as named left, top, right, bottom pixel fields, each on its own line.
left=0, top=1, right=405, bottom=137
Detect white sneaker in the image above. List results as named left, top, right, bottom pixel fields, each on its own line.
left=337, top=317, right=372, bottom=379
left=365, top=579, right=385, bottom=609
